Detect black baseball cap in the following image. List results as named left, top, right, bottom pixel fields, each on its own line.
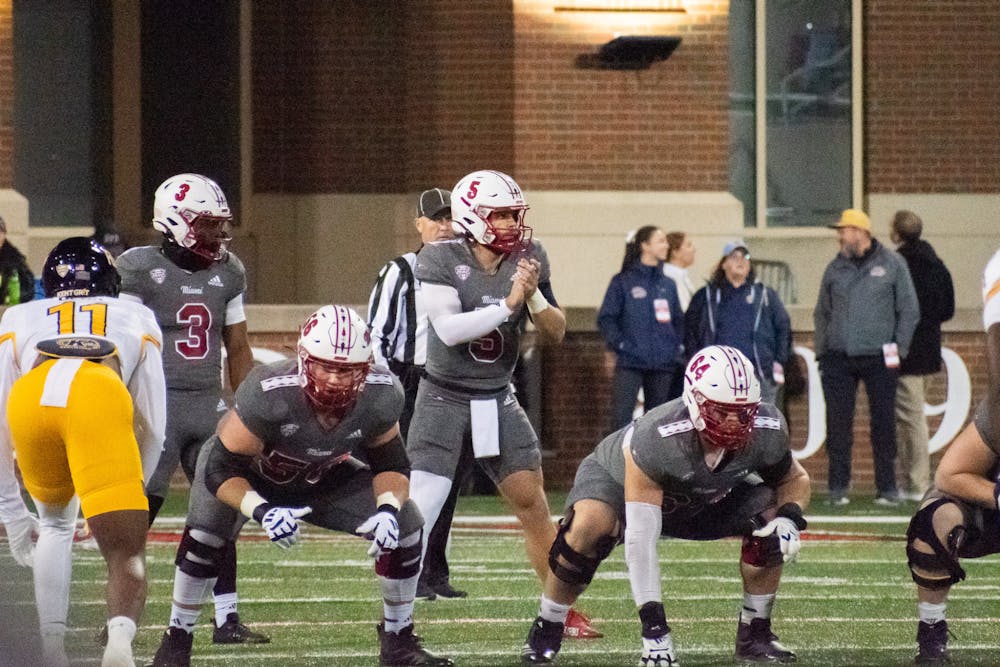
left=417, top=188, right=451, bottom=220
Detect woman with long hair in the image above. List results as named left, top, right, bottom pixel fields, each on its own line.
left=597, top=226, right=685, bottom=430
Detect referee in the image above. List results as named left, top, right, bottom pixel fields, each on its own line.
left=367, top=188, right=469, bottom=599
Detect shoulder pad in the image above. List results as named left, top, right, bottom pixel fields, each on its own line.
left=365, top=370, right=394, bottom=385
left=753, top=415, right=782, bottom=431
left=260, top=375, right=300, bottom=392
left=657, top=419, right=695, bottom=438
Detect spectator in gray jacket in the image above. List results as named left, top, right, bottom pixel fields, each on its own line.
left=814, top=209, right=919, bottom=506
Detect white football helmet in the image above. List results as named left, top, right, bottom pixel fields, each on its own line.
left=152, top=173, right=233, bottom=261
left=297, top=305, right=373, bottom=416
left=451, top=170, right=532, bottom=254
left=682, top=345, right=761, bottom=451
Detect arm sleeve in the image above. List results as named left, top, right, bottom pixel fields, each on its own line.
left=367, top=261, right=404, bottom=367
left=422, top=282, right=513, bottom=346
left=624, top=501, right=663, bottom=607
left=771, top=288, right=793, bottom=365
left=0, top=332, right=30, bottom=524
left=596, top=277, right=626, bottom=350
left=894, top=259, right=920, bottom=358
left=128, top=333, right=167, bottom=484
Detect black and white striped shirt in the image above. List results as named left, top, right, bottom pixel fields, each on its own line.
left=367, top=251, right=427, bottom=367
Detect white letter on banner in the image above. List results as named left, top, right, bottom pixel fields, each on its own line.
left=791, top=346, right=825, bottom=461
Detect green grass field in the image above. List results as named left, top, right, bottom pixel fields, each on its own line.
left=4, top=492, right=1000, bottom=666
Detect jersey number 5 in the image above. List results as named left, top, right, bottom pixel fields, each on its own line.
left=176, top=303, right=212, bottom=359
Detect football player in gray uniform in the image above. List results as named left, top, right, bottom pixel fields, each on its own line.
left=904, top=399, right=1000, bottom=664
left=407, top=170, right=598, bottom=637
left=148, top=305, right=452, bottom=667
left=116, top=173, right=265, bottom=644
left=522, top=345, right=811, bottom=665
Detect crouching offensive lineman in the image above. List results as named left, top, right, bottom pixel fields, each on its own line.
left=148, top=305, right=452, bottom=667
left=904, top=398, right=1000, bottom=664
left=521, top=345, right=811, bottom=665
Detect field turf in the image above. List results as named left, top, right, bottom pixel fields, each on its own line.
left=3, top=492, right=1000, bottom=666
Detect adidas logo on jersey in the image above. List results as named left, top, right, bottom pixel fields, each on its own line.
left=208, top=275, right=224, bottom=287
left=216, top=399, right=227, bottom=412
left=346, top=429, right=363, bottom=440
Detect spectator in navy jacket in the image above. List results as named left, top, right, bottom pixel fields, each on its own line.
left=685, top=240, right=792, bottom=405
left=598, top=226, right=685, bottom=431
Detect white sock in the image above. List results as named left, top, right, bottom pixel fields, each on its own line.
left=381, top=530, right=419, bottom=634
left=103, top=616, right=137, bottom=666
left=539, top=595, right=571, bottom=624
left=407, top=471, right=453, bottom=569
left=740, top=592, right=775, bottom=624
left=168, top=570, right=216, bottom=632
left=214, top=592, right=238, bottom=627
left=918, top=601, right=947, bottom=624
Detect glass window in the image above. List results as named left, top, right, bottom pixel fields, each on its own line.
left=729, top=0, right=856, bottom=228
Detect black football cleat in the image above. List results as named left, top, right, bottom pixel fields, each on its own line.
left=431, top=581, right=468, bottom=599
left=735, top=618, right=796, bottom=663
left=521, top=616, right=564, bottom=665
left=213, top=613, right=271, bottom=644
left=377, top=623, right=454, bottom=666
left=915, top=620, right=951, bottom=664
left=146, top=627, right=194, bottom=667
left=415, top=579, right=438, bottom=601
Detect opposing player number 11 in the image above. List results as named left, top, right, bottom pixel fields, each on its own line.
left=47, top=301, right=109, bottom=336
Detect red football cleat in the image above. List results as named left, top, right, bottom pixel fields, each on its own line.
left=563, top=608, right=603, bottom=639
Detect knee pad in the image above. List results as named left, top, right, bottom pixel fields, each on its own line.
left=906, top=498, right=967, bottom=590
left=376, top=538, right=422, bottom=580
left=175, top=527, right=226, bottom=579
left=547, top=507, right=617, bottom=586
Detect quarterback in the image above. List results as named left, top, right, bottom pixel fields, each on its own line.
left=148, top=305, right=451, bottom=667
left=116, top=173, right=263, bottom=643
left=0, top=237, right=166, bottom=667
left=522, top=346, right=811, bottom=665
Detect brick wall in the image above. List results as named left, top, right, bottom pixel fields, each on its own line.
left=248, top=328, right=988, bottom=495
left=539, top=330, right=988, bottom=492
left=0, top=2, right=11, bottom=188
left=866, top=1, right=1000, bottom=192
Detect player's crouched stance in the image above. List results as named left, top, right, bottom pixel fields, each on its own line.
left=147, top=305, right=452, bottom=667
left=521, top=346, right=811, bottom=665
left=904, top=399, right=1000, bottom=665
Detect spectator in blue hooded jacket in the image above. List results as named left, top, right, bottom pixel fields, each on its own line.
left=598, top=226, right=685, bottom=431
left=685, top=240, right=792, bottom=405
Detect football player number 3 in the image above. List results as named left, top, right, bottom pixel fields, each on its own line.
left=47, top=302, right=109, bottom=336
left=176, top=303, right=212, bottom=359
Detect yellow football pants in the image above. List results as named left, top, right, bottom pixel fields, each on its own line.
left=8, top=358, right=147, bottom=518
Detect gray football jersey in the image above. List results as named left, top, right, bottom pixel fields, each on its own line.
left=972, top=398, right=1000, bottom=456
left=234, top=359, right=403, bottom=488
left=117, top=246, right=246, bottom=391
left=415, top=238, right=552, bottom=390
left=590, top=398, right=790, bottom=510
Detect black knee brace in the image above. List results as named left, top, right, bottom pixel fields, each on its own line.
left=547, top=507, right=618, bottom=586
left=906, top=498, right=967, bottom=590
left=175, top=527, right=226, bottom=579
left=376, top=538, right=423, bottom=580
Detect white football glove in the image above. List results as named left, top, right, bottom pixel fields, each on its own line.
left=640, top=633, right=678, bottom=666
left=257, top=505, right=312, bottom=549
left=752, top=516, right=801, bottom=563
left=355, top=507, right=400, bottom=557
left=5, top=513, right=38, bottom=567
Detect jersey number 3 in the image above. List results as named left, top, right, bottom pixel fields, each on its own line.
left=176, top=303, right=212, bottom=359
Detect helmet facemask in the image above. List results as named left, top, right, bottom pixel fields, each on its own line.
left=179, top=210, right=233, bottom=261
left=689, top=389, right=759, bottom=451
left=297, top=349, right=370, bottom=418
left=479, top=207, right=532, bottom=254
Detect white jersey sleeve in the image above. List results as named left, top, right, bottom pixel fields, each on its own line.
left=982, top=248, right=1000, bottom=331
left=0, top=327, right=30, bottom=524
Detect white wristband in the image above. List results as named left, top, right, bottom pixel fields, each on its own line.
left=376, top=491, right=401, bottom=511
left=526, top=290, right=550, bottom=314
left=240, top=490, right=268, bottom=520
